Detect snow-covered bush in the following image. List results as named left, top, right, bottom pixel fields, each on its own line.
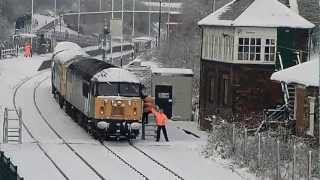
left=203, top=117, right=320, bottom=180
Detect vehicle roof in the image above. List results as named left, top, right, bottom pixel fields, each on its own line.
left=68, top=58, right=116, bottom=81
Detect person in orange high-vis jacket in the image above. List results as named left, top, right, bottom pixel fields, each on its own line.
left=24, top=43, right=32, bottom=58
left=151, top=107, right=169, bottom=142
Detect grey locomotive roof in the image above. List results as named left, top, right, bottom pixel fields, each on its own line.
left=68, top=58, right=116, bottom=81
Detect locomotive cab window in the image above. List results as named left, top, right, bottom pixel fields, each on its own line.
left=96, top=82, right=141, bottom=97
left=119, top=83, right=140, bottom=97
left=97, top=83, right=118, bottom=96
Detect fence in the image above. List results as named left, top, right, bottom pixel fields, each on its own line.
left=0, top=48, right=18, bottom=60
left=0, top=151, right=23, bottom=180
left=203, top=118, right=320, bottom=180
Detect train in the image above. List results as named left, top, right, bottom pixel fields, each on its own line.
left=51, top=42, right=143, bottom=140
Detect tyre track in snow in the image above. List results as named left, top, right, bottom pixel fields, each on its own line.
left=33, top=76, right=106, bottom=180
left=12, top=70, right=70, bottom=180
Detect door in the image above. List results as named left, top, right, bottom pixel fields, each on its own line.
left=155, top=85, right=173, bottom=118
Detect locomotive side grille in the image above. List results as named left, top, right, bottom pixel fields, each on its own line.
left=111, top=106, right=125, bottom=116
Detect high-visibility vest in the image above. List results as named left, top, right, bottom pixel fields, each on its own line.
left=151, top=109, right=168, bottom=126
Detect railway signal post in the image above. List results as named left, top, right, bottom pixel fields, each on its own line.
left=102, top=25, right=110, bottom=62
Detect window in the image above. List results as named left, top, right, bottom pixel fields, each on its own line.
left=119, top=83, right=140, bottom=97
left=238, top=38, right=261, bottom=61
left=264, top=39, right=276, bottom=61
left=209, top=77, right=214, bottom=102
left=97, top=83, right=118, bottom=96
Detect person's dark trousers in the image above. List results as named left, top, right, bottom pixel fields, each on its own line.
left=156, top=126, right=169, bottom=142
left=142, top=112, right=149, bottom=124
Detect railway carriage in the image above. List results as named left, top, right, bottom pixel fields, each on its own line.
left=51, top=42, right=143, bottom=140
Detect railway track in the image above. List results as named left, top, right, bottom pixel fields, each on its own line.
left=33, top=75, right=184, bottom=180
left=100, top=143, right=150, bottom=180
left=33, top=76, right=106, bottom=180
left=129, top=142, right=185, bottom=180
left=12, top=71, right=69, bottom=180
left=35, top=77, right=150, bottom=180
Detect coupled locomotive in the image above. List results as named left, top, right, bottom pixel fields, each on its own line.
left=51, top=42, right=143, bottom=140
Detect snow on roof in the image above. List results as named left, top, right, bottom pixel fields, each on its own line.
left=152, top=68, right=194, bottom=76
left=33, top=14, right=55, bottom=30
left=16, top=33, right=37, bottom=38
left=198, top=0, right=315, bottom=29
left=54, top=42, right=83, bottom=54
left=142, top=2, right=182, bottom=9
left=92, top=68, right=140, bottom=83
left=141, top=2, right=182, bottom=14
left=53, top=42, right=88, bottom=64
left=53, top=49, right=88, bottom=64
left=271, top=57, right=319, bottom=87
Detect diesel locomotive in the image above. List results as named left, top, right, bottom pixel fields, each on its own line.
left=51, top=42, right=143, bottom=140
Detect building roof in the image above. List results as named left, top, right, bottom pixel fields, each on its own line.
left=198, top=0, right=315, bottom=29
left=297, top=0, right=320, bottom=26
left=271, top=57, right=319, bottom=87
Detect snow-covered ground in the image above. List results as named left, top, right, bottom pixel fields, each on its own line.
left=0, top=54, right=253, bottom=180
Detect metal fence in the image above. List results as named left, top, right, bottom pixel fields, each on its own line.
left=0, top=151, right=23, bottom=180
left=0, top=48, right=18, bottom=59
left=203, top=119, right=320, bottom=180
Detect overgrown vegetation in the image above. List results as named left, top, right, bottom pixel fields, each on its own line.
left=202, top=116, right=320, bottom=179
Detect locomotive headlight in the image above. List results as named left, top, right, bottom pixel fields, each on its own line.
left=133, top=107, right=137, bottom=115
left=100, top=107, right=105, bottom=115
left=117, top=101, right=122, bottom=104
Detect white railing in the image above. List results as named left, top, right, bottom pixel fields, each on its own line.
left=0, top=48, right=18, bottom=60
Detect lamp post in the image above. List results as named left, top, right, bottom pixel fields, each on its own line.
left=158, top=0, right=162, bottom=48
left=148, top=0, right=151, bottom=37
left=31, top=0, right=34, bottom=45
left=132, top=0, right=135, bottom=38
left=212, top=0, right=216, bottom=12
left=77, top=0, right=81, bottom=38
